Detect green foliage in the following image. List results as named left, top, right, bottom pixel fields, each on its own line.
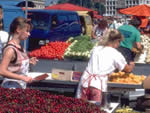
left=58, top=0, right=68, bottom=4
left=69, top=0, right=80, bottom=5
left=73, top=35, right=91, bottom=41
left=94, top=3, right=106, bottom=15
left=82, top=0, right=93, bottom=8
left=58, top=0, right=80, bottom=5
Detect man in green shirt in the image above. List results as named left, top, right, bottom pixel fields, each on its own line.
left=117, top=19, right=142, bottom=64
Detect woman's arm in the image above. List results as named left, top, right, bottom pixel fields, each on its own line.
left=122, top=61, right=135, bottom=73
left=91, top=30, right=96, bottom=39
left=115, top=50, right=135, bottom=73
left=91, top=25, right=97, bottom=39
left=136, top=42, right=143, bottom=50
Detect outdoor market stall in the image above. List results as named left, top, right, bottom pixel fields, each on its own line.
left=0, top=71, right=144, bottom=113
left=26, top=34, right=150, bottom=110
left=0, top=57, right=147, bottom=113
left=119, top=4, right=150, bottom=17
left=27, top=59, right=149, bottom=112
left=118, top=4, right=150, bottom=64
left=118, top=4, right=150, bottom=28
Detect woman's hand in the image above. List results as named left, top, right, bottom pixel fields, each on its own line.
left=123, top=61, right=135, bottom=73
left=29, top=57, right=38, bottom=65
left=22, top=76, right=33, bottom=83
left=129, top=62, right=135, bottom=67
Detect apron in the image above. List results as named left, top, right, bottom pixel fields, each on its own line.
left=1, top=43, right=29, bottom=89
left=76, top=70, right=108, bottom=99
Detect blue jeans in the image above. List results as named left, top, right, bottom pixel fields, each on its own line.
left=1, top=81, right=22, bottom=89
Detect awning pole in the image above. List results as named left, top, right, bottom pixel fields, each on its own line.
left=25, top=0, right=28, bottom=19
left=24, top=0, right=28, bottom=51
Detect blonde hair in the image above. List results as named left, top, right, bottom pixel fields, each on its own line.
left=99, top=29, right=124, bottom=46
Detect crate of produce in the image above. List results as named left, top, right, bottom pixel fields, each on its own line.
left=108, top=71, right=145, bottom=89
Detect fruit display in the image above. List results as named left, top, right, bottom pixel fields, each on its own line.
left=64, top=35, right=97, bottom=60
left=140, top=35, right=150, bottom=50
left=0, top=88, right=103, bottom=113
left=115, top=106, right=140, bottom=113
left=29, top=41, right=71, bottom=60
left=134, top=34, right=150, bottom=63
left=108, top=71, right=145, bottom=84
left=145, top=48, right=150, bottom=63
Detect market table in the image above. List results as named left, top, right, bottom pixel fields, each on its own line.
left=108, top=82, right=144, bottom=104
left=30, top=59, right=150, bottom=76
left=0, top=71, right=144, bottom=95
left=26, top=72, right=144, bottom=108
left=29, top=59, right=148, bottom=105
left=26, top=72, right=143, bottom=92
left=0, top=73, right=122, bottom=113
left=104, top=103, right=120, bottom=113
left=0, top=70, right=145, bottom=110
left=89, top=101, right=120, bottom=113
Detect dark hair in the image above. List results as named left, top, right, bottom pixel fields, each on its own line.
left=129, top=19, right=141, bottom=28
left=98, top=19, right=108, bottom=28
left=0, top=4, right=3, bottom=30
left=0, top=5, right=2, bottom=9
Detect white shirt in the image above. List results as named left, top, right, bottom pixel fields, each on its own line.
left=0, top=31, right=9, bottom=44
left=0, top=31, right=9, bottom=58
left=80, top=46, right=127, bottom=91
left=92, top=25, right=107, bottom=40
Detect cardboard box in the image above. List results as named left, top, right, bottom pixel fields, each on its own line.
left=51, top=68, right=82, bottom=81
left=72, top=71, right=82, bottom=82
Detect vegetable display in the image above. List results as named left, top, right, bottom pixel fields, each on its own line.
left=64, top=35, right=97, bottom=60
left=29, top=41, right=71, bottom=60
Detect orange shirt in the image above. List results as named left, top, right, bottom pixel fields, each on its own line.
left=139, top=17, right=148, bottom=28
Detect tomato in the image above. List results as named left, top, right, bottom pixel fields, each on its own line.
left=29, top=41, right=71, bottom=60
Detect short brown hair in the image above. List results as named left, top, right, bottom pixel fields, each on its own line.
left=9, top=16, right=32, bottom=34
left=98, top=19, right=108, bottom=28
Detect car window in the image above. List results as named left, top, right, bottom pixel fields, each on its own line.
left=57, top=15, right=68, bottom=24
left=68, top=15, right=78, bottom=21
left=28, top=12, right=50, bottom=30
left=51, top=15, right=58, bottom=29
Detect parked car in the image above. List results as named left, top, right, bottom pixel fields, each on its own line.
left=27, top=9, right=82, bottom=51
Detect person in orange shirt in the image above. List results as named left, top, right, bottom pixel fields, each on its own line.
left=138, top=16, right=148, bottom=28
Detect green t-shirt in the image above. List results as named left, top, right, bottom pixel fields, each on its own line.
left=118, top=25, right=140, bottom=50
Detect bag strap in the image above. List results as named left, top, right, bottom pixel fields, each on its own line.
left=2, top=44, right=19, bottom=63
